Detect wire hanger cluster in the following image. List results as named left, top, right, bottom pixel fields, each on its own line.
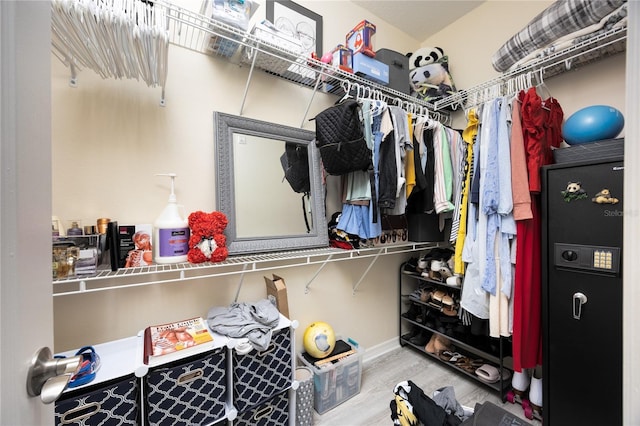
left=51, top=0, right=169, bottom=94
left=339, top=80, right=451, bottom=126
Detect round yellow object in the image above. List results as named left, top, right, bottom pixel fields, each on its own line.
left=303, top=321, right=336, bottom=359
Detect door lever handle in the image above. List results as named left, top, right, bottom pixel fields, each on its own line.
left=573, top=292, right=588, bottom=320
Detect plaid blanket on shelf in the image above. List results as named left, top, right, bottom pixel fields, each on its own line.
left=491, top=0, right=627, bottom=72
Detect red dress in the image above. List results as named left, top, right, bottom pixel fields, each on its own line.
left=512, top=88, right=563, bottom=372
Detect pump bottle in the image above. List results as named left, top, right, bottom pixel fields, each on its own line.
left=154, top=173, right=190, bottom=264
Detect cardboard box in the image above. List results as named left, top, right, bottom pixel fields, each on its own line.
left=346, top=20, right=376, bottom=57
left=265, top=274, right=290, bottom=318
left=352, top=52, right=389, bottom=85
left=331, top=44, right=353, bottom=73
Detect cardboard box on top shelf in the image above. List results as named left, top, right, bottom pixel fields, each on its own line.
left=346, top=20, right=376, bottom=57
left=265, top=274, right=290, bottom=318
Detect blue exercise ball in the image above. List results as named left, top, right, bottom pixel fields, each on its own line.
left=562, top=105, right=624, bottom=145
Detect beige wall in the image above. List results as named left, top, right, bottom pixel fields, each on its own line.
left=53, top=0, right=627, bottom=354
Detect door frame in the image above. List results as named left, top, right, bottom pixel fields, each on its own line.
left=0, top=1, right=54, bottom=424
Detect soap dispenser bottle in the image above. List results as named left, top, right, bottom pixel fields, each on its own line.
left=154, top=173, right=190, bottom=264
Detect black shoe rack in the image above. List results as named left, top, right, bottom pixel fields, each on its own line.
left=398, top=257, right=512, bottom=400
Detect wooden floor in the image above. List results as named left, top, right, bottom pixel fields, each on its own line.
left=312, top=346, right=542, bottom=426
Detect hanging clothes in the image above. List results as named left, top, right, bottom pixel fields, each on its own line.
left=510, top=95, right=533, bottom=221
left=459, top=104, right=489, bottom=320
left=377, top=109, right=398, bottom=210
left=453, top=109, right=478, bottom=275
left=432, top=123, right=455, bottom=215
left=405, top=114, right=417, bottom=199
left=385, top=106, right=412, bottom=216
left=447, top=126, right=466, bottom=247
left=337, top=99, right=386, bottom=240
left=512, top=86, right=564, bottom=371
left=406, top=119, right=435, bottom=215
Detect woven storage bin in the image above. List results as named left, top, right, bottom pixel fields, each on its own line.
left=233, top=326, right=293, bottom=413
left=55, top=375, right=140, bottom=426
left=235, top=388, right=290, bottom=426
left=144, top=347, right=227, bottom=426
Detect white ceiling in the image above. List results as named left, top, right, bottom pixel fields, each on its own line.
left=351, top=0, right=486, bottom=42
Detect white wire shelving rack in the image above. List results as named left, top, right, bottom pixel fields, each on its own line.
left=51, top=0, right=450, bottom=125
left=52, top=242, right=443, bottom=296
left=160, top=0, right=449, bottom=125
left=434, top=25, right=628, bottom=111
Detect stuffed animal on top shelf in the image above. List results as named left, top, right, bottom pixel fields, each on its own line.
left=187, top=210, right=229, bottom=263
left=406, top=46, right=457, bottom=105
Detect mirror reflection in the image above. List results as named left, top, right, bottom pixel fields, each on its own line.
left=215, top=112, right=328, bottom=255
left=232, top=134, right=310, bottom=238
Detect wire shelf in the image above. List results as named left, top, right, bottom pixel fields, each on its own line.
left=434, top=25, right=628, bottom=111
left=157, top=0, right=444, bottom=117
left=52, top=241, right=440, bottom=296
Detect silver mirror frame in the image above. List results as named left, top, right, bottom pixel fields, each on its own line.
left=214, top=112, right=328, bottom=255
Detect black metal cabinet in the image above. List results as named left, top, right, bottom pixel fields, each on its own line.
left=542, top=158, right=623, bottom=425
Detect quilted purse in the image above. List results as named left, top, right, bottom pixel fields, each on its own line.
left=313, top=99, right=372, bottom=175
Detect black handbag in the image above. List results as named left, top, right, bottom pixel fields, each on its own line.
left=312, top=99, right=372, bottom=175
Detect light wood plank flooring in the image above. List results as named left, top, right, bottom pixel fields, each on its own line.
left=312, top=346, right=542, bottom=426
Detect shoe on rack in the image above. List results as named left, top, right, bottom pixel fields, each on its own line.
left=428, top=290, right=447, bottom=309
left=416, top=257, right=429, bottom=273
left=529, top=366, right=543, bottom=409
left=430, top=259, right=444, bottom=272
left=404, top=257, right=419, bottom=273
left=446, top=275, right=462, bottom=287
left=409, top=332, right=429, bottom=346
left=420, top=287, right=433, bottom=303
left=441, top=294, right=458, bottom=317
left=439, top=264, right=453, bottom=279
left=511, top=368, right=531, bottom=394
left=425, top=333, right=453, bottom=354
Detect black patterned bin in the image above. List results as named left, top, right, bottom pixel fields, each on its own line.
left=233, top=327, right=293, bottom=413
left=55, top=375, right=140, bottom=425
left=144, top=347, right=227, bottom=426
left=234, top=388, right=290, bottom=426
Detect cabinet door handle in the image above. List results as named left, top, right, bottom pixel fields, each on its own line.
left=573, top=292, right=588, bottom=320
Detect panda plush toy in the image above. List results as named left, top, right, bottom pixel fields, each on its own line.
left=406, top=46, right=457, bottom=105
left=407, top=46, right=445, bottom=69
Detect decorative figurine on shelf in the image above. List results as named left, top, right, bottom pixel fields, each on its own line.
left=187, top=211, right=229, bottom=264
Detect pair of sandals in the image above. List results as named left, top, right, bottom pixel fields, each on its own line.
left=438, top=350, right=484, bottom=373
left=55, top=346, right=101, bottom=389
left=426, top=289, right=458, bottom=317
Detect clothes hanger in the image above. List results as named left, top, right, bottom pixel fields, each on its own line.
left=536, top=68, right=553, bottom=101
left=338, top=80, right=354, bottom=103
left=530, top=69, right=551, bottom=110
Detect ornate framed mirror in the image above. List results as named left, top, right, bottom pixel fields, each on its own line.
left=214, top=112, right=328, bottom=255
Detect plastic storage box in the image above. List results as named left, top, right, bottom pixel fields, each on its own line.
left=298, top=338, right=362, bottom=414
left=375, top=48, right=410, bottom=94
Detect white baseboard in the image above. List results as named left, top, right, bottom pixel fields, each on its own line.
left=361, top=337, right=400, bottom=366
